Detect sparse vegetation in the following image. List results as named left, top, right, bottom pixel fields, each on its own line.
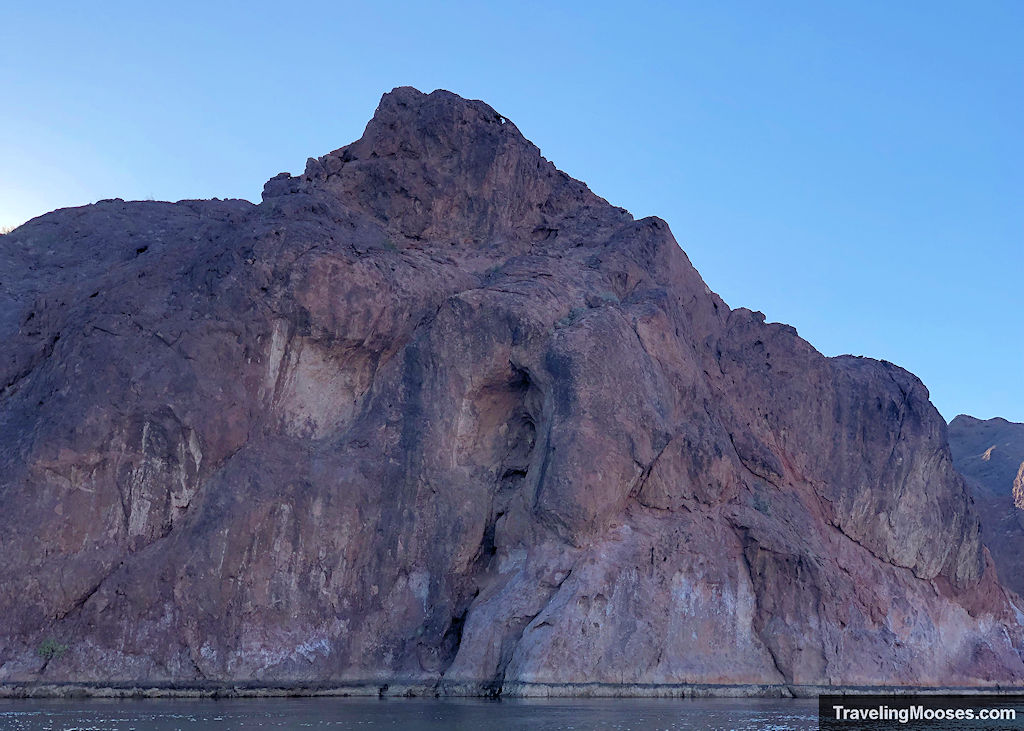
left=36, top=637, right=68, bottom=661
left=555, top=306, right=587, bottom=328
left=752, top=493, right=772, bottom=516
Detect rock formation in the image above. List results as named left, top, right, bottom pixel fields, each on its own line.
left=949, top=415, right=1024, bottom=596
left=1, top=88, right=1023, bottom=693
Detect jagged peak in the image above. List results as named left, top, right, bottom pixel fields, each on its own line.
left=263, top=87, right=631, bottom=245
left=365, top=86, right=526, bottom=146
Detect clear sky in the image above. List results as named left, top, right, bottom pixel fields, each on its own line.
left=2, top=1, right=1021, bottom=422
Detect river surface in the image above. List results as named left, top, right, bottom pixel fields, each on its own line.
left=0, top=697, right=818, bottom=730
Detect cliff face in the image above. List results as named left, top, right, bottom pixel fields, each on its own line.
left=949, top=415, right=1024, bottom=597
left=1, top=88, right=1022, bottom=692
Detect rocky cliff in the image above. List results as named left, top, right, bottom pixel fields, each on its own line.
left=1, top=87, right=1023, bottom=694
left=949, top=415, right=1024, bottom=597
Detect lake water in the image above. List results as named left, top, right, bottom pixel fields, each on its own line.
left=0, top=697, right=818, bottom=730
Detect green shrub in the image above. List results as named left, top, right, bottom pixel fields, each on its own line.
left=36, top=638, right=68, bottom=661
left=555, top=307, right=587, bottom=328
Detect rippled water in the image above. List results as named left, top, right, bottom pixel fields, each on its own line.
left=0, top=697, right=818, bottom=730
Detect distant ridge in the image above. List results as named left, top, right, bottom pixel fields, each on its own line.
left=949, top=415, right=1024, bottom=595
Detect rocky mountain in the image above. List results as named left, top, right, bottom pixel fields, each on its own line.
left=949, top=415, right=1024, bottom=596
left=1, top=87, right=1023, bottom=694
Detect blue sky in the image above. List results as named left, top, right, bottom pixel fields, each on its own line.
left=2, top=1, right=1021, bottom=422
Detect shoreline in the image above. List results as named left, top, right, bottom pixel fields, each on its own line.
left=4, top=681, right=1024, bottom=700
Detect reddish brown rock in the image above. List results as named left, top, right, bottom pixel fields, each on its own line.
left=949, top=415, right=1024, bottom=596
left=1, top=88, right=1022, bottom=692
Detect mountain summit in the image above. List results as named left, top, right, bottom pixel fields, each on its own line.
left=1, top=88, right=1022, bottom=693
left=266, top=87, right=630, bottom=245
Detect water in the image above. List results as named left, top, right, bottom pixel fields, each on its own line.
left=0, top=697, right=818, bottom=730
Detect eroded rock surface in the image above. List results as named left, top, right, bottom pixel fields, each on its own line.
left=2, top=88, right=1023, bottom=691
left=949, top=415, right=1024, bottom=596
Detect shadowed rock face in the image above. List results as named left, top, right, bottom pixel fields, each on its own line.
left=949, top=415, right=1024, bottom=596
left=1, top=87, right=1023, bottom=691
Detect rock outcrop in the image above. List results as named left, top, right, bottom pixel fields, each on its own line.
left=949, top=415, right=1024, bottom=596
left=2, top=88, right=1023, bottom=693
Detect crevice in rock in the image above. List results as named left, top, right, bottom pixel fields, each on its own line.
left=497, top=364, right=539, bottom=498
left=489, top=567, right=574, bottom=696
left=186, top=643, right=209, bottom=681
left=736, top=537, right=792, bottom=686
left=727, top=429, right=784, bottom=489
left=475, top=513, right=501, bottom=567
left=438, top=605, right=470, bottom=672
left=488, top=613, right=541, bottom=697
left=55, top=575, right=106, bottom=622
left=628, top=438, right=671, bottom=501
